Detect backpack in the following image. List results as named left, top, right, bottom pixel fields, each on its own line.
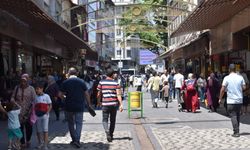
left=186, top=80, right=196, bottom=92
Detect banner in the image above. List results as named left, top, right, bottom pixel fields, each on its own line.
left=139, top=50, right=157, bottom=65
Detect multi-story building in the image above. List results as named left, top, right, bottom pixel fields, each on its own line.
left=160, top=0, right=201, bottom=74
left=0, top=0, right=93, bottom=91
left=112, top=0, right=141, bottom=74
left=71, top=0, right=115, bottom=73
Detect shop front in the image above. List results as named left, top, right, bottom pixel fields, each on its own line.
left=170, top=48, right=185, bottom=73
left=183, top=33, right=209, bottom=76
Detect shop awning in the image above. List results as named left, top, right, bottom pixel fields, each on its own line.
left=0, top=0, right=94, bottom=52
left=171, top=0, right=250, bottom=37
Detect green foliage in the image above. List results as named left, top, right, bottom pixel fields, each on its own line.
left=118, top=0, right=171, bottom=53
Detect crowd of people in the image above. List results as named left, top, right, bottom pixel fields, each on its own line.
left=137, top=64, right=248, bottom=137
left=0, top=63, right=249, bottom=149
left=0, top=67, right=125, bottom=150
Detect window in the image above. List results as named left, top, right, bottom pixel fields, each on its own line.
left=117, top=40, right=121, bottom=46
left=117, top=29, right=121, bottom=36
left=117, top=50, right=121, bottom=55
left=127, top=50, right=131, bottom=57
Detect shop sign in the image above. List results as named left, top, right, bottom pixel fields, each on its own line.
left=118, top=61, right=123, bottom=68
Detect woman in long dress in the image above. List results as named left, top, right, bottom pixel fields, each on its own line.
left=182, top=73, right=199, bottom=112
left=206, top=73, right=220, bottom=112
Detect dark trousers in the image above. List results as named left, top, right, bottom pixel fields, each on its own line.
left=227, top=104, right=242, bottom=134
left=165, top=97, right=169, bottom=103
left=159, top=85, right=163, bottom=100
left=20, top=121, right=33, bottom=144
left=52, top=102, right=60, bottom=120
left=102, top=106, right=117, bottom=136
left=136, top=85, right=142, bottom=91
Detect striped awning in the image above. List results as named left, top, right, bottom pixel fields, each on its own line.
left=171, top=0, right=250, bottom=37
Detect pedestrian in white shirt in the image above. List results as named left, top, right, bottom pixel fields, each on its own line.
left=219, top=64, right=246, bottom=137
left=34, top=83, right=52, bottom=150
left=173, top=69, right=184, bottom=108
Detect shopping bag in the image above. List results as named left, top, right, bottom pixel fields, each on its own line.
left=154, top=98, right=159, bottom=103
left=205, top=99, right=208, bottom=107
left=29, top=104, right=37, bottom=125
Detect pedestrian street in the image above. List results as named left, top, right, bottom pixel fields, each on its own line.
left=2, top=87, right=250, bottom=150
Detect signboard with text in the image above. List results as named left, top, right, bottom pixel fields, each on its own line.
left=139, top=50, right=157, bottom=65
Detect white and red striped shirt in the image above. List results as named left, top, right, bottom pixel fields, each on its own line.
left=97, top=77, right=120, bottom=106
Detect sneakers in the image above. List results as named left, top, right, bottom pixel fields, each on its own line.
left=70, top=141, right=81, bottom=148
left=74, top=142, right=81, bottom=148
left=232, top=133, right=240, bottom=137
left=44, top=146, right=49, bottom=150
left=36, top=143, right=44, bottom=149
left=106, top=132, right=112, bottom=142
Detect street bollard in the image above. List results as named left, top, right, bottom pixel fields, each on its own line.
left=128, top=91, right=143, bottom=118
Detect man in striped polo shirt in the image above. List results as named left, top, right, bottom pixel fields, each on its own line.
left=97, top=68, right=123, bottom=142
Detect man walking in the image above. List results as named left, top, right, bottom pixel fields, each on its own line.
left=219, top=64, right=246, bottom=137
left=60, top=67, right=91, bottom=148
left=173, top=69, right=184, bottom=108
left=97, top=68, right=123, bottom=142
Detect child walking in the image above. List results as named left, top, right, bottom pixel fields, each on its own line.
left=161, top=81, right=170, bottom=108
left=34, top=83, right=52, bottom=150
left=5, top=101, right=23, bottom=150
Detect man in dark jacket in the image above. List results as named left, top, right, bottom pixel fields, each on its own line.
left=60, top=67, right=91, bottom=148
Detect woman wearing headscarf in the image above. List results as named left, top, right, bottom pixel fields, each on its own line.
left=182, top=73, right=199, bottom=112
left=45, top=75, right=60, bottom=120
left=206, top=72, right=221, bottom=112
left=11, top=74, right=36, bottom=148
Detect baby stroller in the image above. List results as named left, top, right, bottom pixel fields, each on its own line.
left=178, top=90, right=186, bottom=112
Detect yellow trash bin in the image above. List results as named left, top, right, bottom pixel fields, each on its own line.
left=130, top=92, right=141, bottom=108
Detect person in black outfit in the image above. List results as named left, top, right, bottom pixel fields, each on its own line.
left=45, top=75, right=60, bottom=120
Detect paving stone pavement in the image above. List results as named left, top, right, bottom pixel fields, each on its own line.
left=152, top=127, right=250, bottom=150
left=48, top=131, right=134, bottom=150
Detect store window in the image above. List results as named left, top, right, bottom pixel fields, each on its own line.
left=17, top=50, right=33, bottom=75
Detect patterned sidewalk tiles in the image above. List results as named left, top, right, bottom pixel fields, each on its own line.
left=152, top=127, right=250, bottom=150
left=47, top=131, right=134, bottom=150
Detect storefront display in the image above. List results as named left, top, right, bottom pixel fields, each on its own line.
left=17, top=50, right=33, bottom=75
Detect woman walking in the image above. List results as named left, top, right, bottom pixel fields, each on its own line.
left=45, top=75, right=60, bottom=120
left=182, top=73, right=199, bottom=112
left=206, top=73, right=220, bottom=112
left=11, top=74, right=36, bottom=148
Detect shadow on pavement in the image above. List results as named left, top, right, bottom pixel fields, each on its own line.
left=200, top=102, right=250, bottom=126
left=153, top=119, right=229, bottom=125
left=240, top=132, right=250, bottom=136
left=113, top=137, right=133, bottom=141
left=48, top=142, right=110, bottom=150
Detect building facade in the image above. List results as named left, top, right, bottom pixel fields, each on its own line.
left=0, top=0, right=93, bottom=91
left=112, top=0, right=140, bottom=74
left=166, top=0, right=250, bottom=78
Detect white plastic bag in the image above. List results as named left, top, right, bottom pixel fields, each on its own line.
left=154, top=98, right=159, bottom=103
